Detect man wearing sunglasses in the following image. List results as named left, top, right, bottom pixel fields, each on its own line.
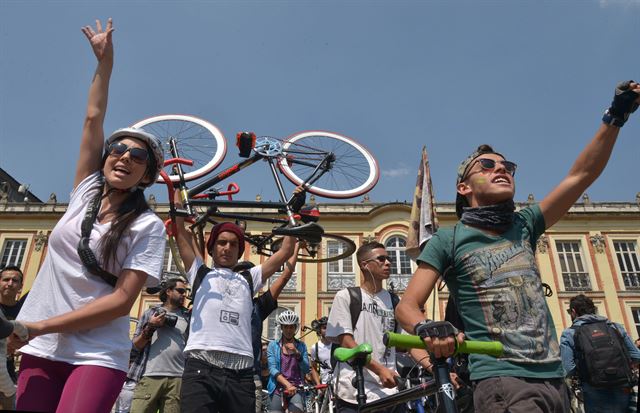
left=327, top=241, right=419, bottom=413
left=128, top=278, right=190, bottom=413
left=398, top=80, right=640, bottom=412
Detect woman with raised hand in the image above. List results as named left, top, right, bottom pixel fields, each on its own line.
left=13, top=18, right=166, bottom=413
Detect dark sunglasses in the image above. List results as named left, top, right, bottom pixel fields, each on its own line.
left=367, top=255, right=391, bottom=264
left=470, top=158, right=517, bottom=177
left=108, top=142, right=149, bottom=164
left=173, top=287, right=189, bottom=295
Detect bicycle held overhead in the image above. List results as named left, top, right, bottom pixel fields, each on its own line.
left=140, top=114, right=380, bottom=264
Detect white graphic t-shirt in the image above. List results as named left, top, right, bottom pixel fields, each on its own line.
left=185, top=256, right=263, bottom=359
left=326, top=288, right=398, bottom=404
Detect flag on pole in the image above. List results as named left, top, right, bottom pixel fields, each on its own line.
left=406, top=146, right=438, bottom=260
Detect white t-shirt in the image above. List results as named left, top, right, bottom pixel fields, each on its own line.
left=18, top=172, right=166, bottom=372
left=310, top=339, right=332, bottom=384
left=185, top=257, right=263, bottom=358
left=326, top=288, right=398, bottom=404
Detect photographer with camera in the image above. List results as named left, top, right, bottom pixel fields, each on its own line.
left=128, top=278, right=190, bottom=413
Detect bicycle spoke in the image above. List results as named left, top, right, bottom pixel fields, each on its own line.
left=132, top=114, right=227, bottom=183
left=279, top=131, right=379, bottom=199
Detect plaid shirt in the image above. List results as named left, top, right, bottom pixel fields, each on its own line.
left=126, top=305, right=190, bottom=382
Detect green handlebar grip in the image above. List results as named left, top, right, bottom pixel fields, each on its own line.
left=383, top=332, right=503, bottom=357
left=333, top=343, right=373, bottom=363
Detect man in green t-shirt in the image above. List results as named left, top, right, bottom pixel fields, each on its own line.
left=396, top=81, right=640, bottom=413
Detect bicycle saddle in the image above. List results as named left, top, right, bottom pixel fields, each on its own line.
left=272, top=222, right=324, bottom=243
left=333, top=343, right=372, bottom=364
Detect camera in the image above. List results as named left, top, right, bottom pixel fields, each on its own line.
left=311, top=319, right=320, bottom=332
left=310, top=316, right=328, bottom=333
left=153, top=308, right=178, bottom=328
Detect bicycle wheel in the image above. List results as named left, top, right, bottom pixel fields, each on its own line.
left=278, top=131, right=379, bottom=199
left=255, top=233, right=356, bottom=263
left=132, top=114, right=227, bottom=183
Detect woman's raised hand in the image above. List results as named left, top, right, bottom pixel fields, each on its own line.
left=81, top=18, right=114, bottom=62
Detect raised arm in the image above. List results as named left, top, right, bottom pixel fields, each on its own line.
left=75, top=18, right=115, bottom=188
left=171, top=190, right=201, bottom=272
left=540, top=81, right=640, bottom=228
left=261, top=236, right=295, bottom=283
left=268, top=241, right=302, bottom=299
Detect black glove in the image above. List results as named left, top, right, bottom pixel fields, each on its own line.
left=414, top=320, right=458, bottom=339
left=603, top=80, right=639, bottom=127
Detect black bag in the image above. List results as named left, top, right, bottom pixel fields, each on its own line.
left=573, top=320, right=634, bottom=388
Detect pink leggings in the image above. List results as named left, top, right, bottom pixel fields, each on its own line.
left=17, top=353, right=126, bottom=413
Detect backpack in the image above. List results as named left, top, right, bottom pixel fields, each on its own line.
left=330, top=286, right=400, bottom=368
left=572, top=320, right=634, bottom=388
left=185, top=264, right=254, bottom=342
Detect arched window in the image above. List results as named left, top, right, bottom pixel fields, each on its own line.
left=385, top=236, right=412, bottom=291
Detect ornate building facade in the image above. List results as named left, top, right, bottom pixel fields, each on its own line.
left=2, top=198, right=640, bottom=345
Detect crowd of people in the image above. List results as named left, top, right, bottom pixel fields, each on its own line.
left=2, top=17, right=640, bottom=413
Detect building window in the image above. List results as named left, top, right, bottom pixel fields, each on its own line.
left=632, top=307, right=640, bottom=338
left=0, top=239, right=27, bottom=268
left=162, top=242, right=181, bottom=279
left=327, top=240, right=355, bottom=291
left=385, top=236, right=412, bottom=291
left=266, top=305, right=296, bottom=340
left=614, top=241, right=640, bottom=290
left=555, top=241, right=591, bottom=291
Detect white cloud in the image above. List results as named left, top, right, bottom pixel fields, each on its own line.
left=382, top=167, right=411, bottom=178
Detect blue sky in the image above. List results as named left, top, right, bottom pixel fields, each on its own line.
left=1, top=0, right=639, bottom=205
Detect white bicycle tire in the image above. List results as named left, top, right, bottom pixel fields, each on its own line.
left=278, top=131, right=379, bottom=199
left=131, top=114, right=227, bottom=183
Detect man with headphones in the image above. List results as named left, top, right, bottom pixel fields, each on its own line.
left=326, top=241, right=405, bottom=413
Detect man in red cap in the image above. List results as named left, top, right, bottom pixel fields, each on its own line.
left=172, top=210, right=295, bottom=413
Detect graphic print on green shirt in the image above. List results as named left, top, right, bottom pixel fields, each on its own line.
left=418, top=205, right=563, bottom=381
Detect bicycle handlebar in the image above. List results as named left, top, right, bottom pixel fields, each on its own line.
left=383, top=332, right=503, bottom=357
left=333, top=343, right=372, bottom=364
left=163, top=157, right=194, bottom=168
left=297, top=383, right=328, bottom=391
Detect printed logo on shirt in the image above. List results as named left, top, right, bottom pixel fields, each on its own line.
left=220, top=310, right=240, bottom=326
left=361, top=301, right=394, bottom=319
left=360, top=298, right=397, bottom=340
left=458, top=238, right=560, bottom=363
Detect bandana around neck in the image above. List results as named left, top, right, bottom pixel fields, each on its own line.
left=460, top=200, right=516, bottom=232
